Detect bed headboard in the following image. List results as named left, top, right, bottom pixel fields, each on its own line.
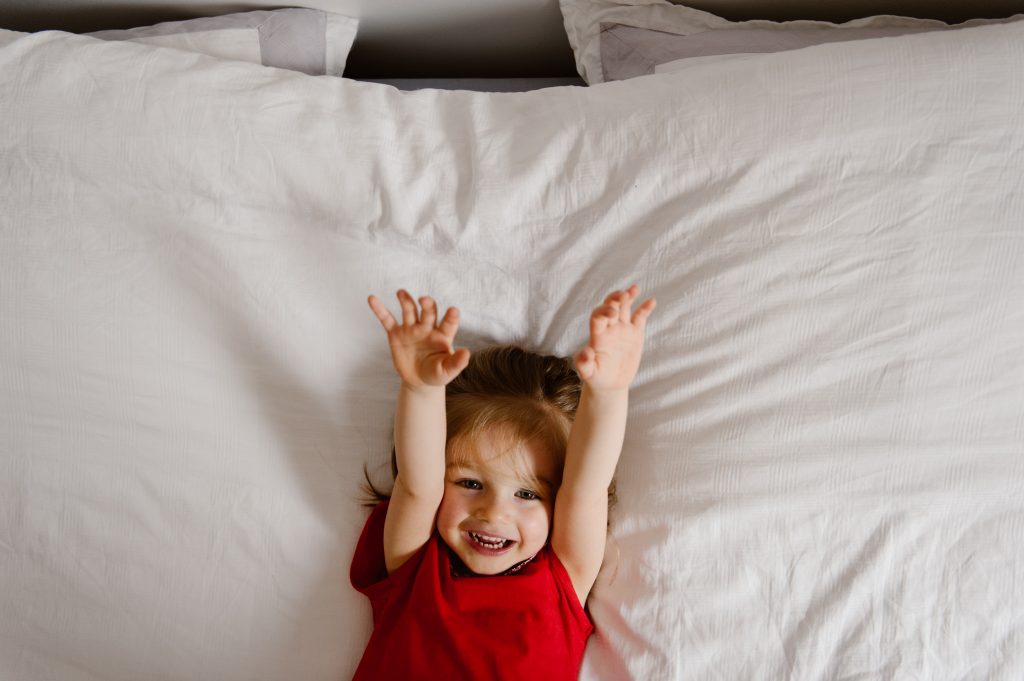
left=1, top=0, right=1023, bottom=77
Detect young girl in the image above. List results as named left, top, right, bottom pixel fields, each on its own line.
left=351, top=285, right=656, bottom=681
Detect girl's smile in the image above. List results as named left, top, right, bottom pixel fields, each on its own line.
left=463, top=529, right=516, bottom=554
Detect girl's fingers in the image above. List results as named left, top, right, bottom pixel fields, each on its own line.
left=419, top=296, right=437, bottom=328
left=594, top=301, right=621, bottom=324
left=368, top=295, right=397, bottom=331
left=438, top=306, right=460, bottom=338
left=397, top=289, right=418, bottom=326
left=575, top=346, right=595, bottom=380
left=620, top=285, right=639, bottom=322
left=590, top=309, right=611, bottom=338
left=442, top=347, right=471, bottom=377
left=604, top=303, right=620, bottom=327
left=602, top=286, right=640, bottom=324
left=604, top=291, right=625, bottom=319
left=604, top=285, right=647, bottom=326
left=631, top=297, right=657, bottom=329
left=618, top=293, right=631, bottom=323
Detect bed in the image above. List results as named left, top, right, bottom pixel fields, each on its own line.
left=1, top=1, right=1022, bottom=679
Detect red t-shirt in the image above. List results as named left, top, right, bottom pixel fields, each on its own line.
left=350, top=501, right=593, bottom=681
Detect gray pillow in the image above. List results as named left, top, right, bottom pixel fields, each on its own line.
left=560, top=0, right=1023, bottom=84
left=601, top=23, right=953, bottom=82
left=87, top=8, right=358, bottom=76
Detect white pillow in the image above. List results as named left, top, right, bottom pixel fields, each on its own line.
left=560, top=0, right=1022, bottom=83
left=87, top=8, right=358, bottom=76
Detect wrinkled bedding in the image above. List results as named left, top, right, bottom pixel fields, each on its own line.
left=1, top=24, right=1022, bottom=681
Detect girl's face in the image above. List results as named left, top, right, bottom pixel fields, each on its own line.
left=437, top=429, right=560, bottom=575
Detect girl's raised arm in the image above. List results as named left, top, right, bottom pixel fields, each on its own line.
left=552, top=285, right=655, bottom=605
left=368, top=290, right=470, bottom=574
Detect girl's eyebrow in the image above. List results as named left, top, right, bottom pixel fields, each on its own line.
left=515, top=473, right=556, bottom=495
left=533, top=476, right=555, bottom=492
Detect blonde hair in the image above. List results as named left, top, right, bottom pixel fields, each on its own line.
left=362, top=344, right=617, bottom=513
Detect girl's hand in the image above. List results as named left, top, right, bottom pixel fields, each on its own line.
left=575, top=284, right=656, bottom=392
left=368, top=289, right=470, bottom=389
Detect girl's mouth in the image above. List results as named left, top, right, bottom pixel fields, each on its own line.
left=465, top=530, right=515, bottom=555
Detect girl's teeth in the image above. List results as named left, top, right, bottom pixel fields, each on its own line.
left=470, top=532, right=509, bottom=548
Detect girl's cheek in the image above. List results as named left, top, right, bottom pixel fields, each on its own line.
left=536, top=504, right=554, bottom=533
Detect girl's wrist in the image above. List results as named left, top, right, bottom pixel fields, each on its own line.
left=581, top=384, right=630, bottom=402
left=399, top=380, right=445, bottom=395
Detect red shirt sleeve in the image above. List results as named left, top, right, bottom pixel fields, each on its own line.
left=350, top=501, right=389, bottom=596
left=350, top=500, right=429, bottom=625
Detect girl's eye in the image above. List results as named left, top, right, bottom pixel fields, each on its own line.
left=516, top=489, right=540, bottom=501
left=456, top=479, right=482, bottom=490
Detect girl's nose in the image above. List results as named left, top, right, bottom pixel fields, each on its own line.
left=474, top=491, right=509, bottom=523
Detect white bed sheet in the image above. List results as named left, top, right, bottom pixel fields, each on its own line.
left=1, top=26, right=1023, bottom=681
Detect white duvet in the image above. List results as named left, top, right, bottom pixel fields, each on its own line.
left=1, top=23, right=1022, bottom=681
